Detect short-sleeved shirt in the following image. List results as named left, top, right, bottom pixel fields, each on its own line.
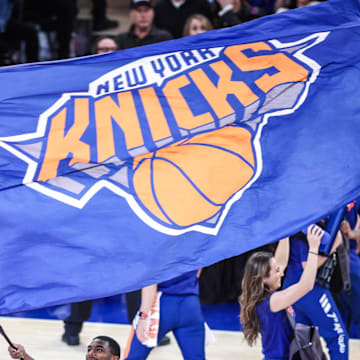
left=257, top=295, right=293, bottom=359
left=158, top=270, right=199, bottom=295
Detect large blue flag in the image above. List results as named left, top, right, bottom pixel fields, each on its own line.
left=1, top=0, right=360, bottom=315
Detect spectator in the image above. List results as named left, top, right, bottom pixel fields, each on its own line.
left=240, top=226, right=322, bottom=359
left=296, top=0, right=320, bottom=7
left=93, top=35, right=118, bottom=54
left=276, top=0, right=320, bottom=11
left=0, top=0, right=39, bottom=64
left=247, top=0, right=281, bottom=14
left=117, top=0, right=172, bottom=50
left=214, top=0, right=257, bottom=27
left=183, top=13, right=213, bottom=36
left=154, top=0, right=213, bottom=38
left=9, top=336, right=121, bottom=360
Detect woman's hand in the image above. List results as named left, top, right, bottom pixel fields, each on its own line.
left=306, top=224, right=323, bottom=252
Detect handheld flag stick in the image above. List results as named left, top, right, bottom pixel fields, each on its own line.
left=0, top=325, right=24, bottom=360
left=317, top=207, right=346, bottom=288
left=323, top=207, right=346, bottom=254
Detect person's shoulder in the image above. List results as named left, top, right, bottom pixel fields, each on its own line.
left=151, top=26, right=173, bottom=40
left=116, top=31, right=130, bottom=42
left=154, top=0, right=171, bottom=9
left=116, top=30, right=133, bottom=48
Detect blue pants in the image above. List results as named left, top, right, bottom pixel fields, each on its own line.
left=338, top=255, right=360, bottom=338
left=124, top=294, right=205, bottom=359
left=285, top=272, right=349, bottom=359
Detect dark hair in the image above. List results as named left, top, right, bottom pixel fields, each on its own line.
left=92, top=36, right=118, bottom=55
left=93, top=336, right=121, bottom=357
left=239, top=251, right=273, bottom=346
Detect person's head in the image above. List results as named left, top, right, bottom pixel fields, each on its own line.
left=129, top=0, right=154, bottom=31
left=183, top=14, right=213, bottom=36
left=86, top=336, right=121, bottom=360
left=296, top=0, right=310, bottom=7
left=94, top=37, right=118, bottom=54
left=239, top=251, right=277, bottom=346
left=231, top=0, right=243, bottom=13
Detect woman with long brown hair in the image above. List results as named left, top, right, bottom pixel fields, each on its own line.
left=239, top=225, right=323, bottom=359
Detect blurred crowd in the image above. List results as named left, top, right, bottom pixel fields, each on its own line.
left=0, top=0, right=326, bottom=66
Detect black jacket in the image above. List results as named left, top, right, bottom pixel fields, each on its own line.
left=154, top=0, right=212, bottom=38
left=117, top=24, right=173, bottom=50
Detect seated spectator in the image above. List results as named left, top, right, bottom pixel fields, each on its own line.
left=154, top=0, right=213, bottom=38
left=117, top=0, right=172, bottom=50
left=215, top=0, right=257, bottom=27
left=247, top=0, right=280, bottom=14
left=276, top=0, right=320, bottom=11
left=215, top=0, right=282, bottom=27
left=183, top=13, right=213, bottom=36
left=296, top=0, right=320, bottom=7
left=93, top=35, right=118, bottom=54
left=0, top=0, right=39, bottom=64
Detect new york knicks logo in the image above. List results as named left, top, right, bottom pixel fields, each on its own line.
left=0, top=32, right=329, bottom=235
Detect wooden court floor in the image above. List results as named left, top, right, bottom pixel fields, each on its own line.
left=1, top=316, right=360, bottom=359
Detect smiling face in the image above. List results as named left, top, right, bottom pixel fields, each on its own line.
left=86, top=339, right=119, bottom=360
left=264, top=257, right=283, bottom=291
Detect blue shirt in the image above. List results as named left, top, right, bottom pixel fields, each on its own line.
left=257, top=295, right=293, bottom=359
left=158, top=270, right=199, bottom=295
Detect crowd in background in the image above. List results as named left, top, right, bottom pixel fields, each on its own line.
left=0, top=0, right=326, bottom=66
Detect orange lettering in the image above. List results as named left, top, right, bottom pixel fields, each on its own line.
left=190, top=61, right=258, bottom=118
left=94, top=92, right=144, bottom=162
left=37, top=98, right=90, bottom=181
left=225, top=42, right=309, bottom=93
left=163, top=75, right=214, bottom=130
left=139, top=87, right=171, bottom=141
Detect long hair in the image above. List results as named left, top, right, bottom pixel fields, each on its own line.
left=183, top=14, right=213, bottom=37
left=239, top=251, right=273, bottom=346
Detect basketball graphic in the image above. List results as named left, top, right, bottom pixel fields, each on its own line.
left=132, top=125, right=255, bottom=227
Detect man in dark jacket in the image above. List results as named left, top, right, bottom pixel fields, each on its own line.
left=117, top=0, right=172, bottom=50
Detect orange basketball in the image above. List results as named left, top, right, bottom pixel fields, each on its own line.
left=132, top=126, right=255, bottom=227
